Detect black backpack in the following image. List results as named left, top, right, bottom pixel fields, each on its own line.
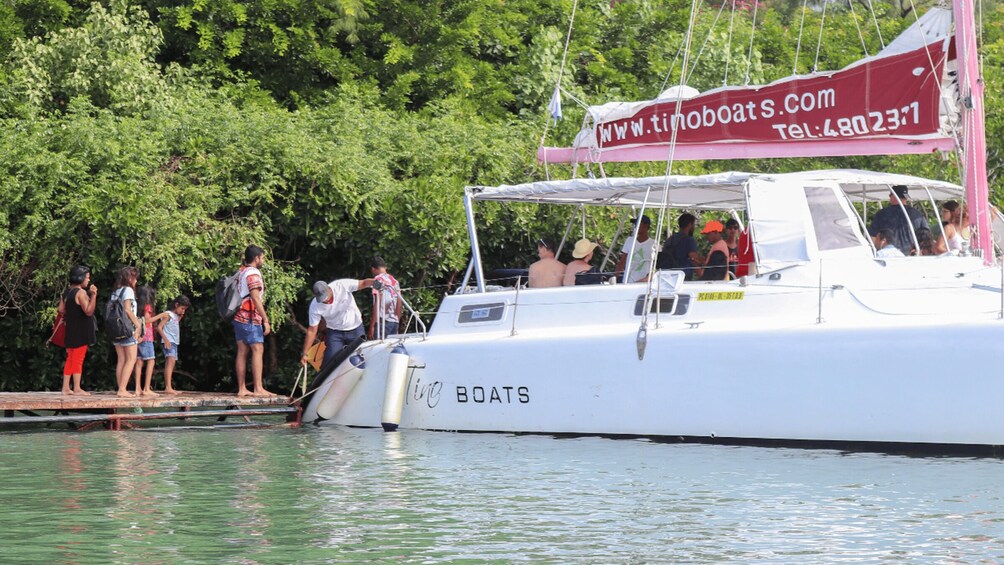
left=104, top=289, right=135, bottom=340
left=215, top=269, right=245, bottom=320
left=656, top=234, right=679, bottom=270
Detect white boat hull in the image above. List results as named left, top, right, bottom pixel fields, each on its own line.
left=303, top=266, right=1004, bottom=449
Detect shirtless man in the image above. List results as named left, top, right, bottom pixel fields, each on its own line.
left=528, top=237, right=565, bottom=288
left=563, top=239, right=598, bottom=286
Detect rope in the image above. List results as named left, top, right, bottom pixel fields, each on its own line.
left=743, top=0, right=759, bottom=84
left=793, top=0, right=809, bottom=74
left=723, top=0, right=737, bottom=86
left=538, top=0, right=580, bottom=181
left=658, top=42, right=687, bottom=95
left=846, top=0, right=869, bottom=57
left=686, top=0, right=728, bottom=85
left=864, top=0, right=885, bottom=49
left=813, top=0, right=829, bottom=72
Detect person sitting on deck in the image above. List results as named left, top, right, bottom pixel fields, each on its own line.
left=872, top=228, right=906, bottom=258
left=694, top=221, right=729, bottom=281
left=656, top=213, right=699, bottom=280
left=915, top=227, right=937, bottom=256
left=563, top=239, right=601, bottom=286
left=868, top=185, right=928, bottom=255
left=528, top=237, right=565, bottom=288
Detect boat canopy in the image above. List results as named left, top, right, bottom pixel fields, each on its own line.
left=467, top=170, right=964, bottom=267
left=468, top=169, right=963, bottom=209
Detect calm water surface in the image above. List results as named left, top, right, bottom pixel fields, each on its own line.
left=1, top=427, right=1002, bottom=563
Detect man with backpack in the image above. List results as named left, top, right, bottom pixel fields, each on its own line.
left=231, top=245, right=273, bottom=397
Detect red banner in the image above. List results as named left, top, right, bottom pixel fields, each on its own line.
left=595, top=43, right=947, bottom=148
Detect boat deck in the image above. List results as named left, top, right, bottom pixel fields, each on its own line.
left=0, top=391, right=300, bottom=431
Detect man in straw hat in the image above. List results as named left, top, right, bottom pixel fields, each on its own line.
left=563, top=238, right=599, bottom=286
left=301, top=276, right=378, bottom=369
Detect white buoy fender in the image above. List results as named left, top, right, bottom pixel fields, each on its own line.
left=381, top=345, right=410, bottom=432
left=315, top=353, right=367, bottom=421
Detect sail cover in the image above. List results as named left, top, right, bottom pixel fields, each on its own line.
left=542, top=9, right=956, bottom=163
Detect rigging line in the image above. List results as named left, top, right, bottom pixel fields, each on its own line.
left=907, top=0, right=939, bottom=76
left=641, top=0, right=703, bottom=316
left=559, top=86, right=590, bottom=110
left=723, top=0, right=737, bottom=86
left=864, top=0, right=885, bottom=48
left=538, top=0, right=581, bottom=181
left=846, top=0, right=869, bottom=57
left=742, top=0, right=759, bottom=84
left=685, top=0, right=729, bottom=85
left=813, top=0, right=829, bottom=73
left=978, top=0, right=984, bottom=75
left=658, top=42, right=687, bottom=95
left=793, top=0, right=809, bottom=74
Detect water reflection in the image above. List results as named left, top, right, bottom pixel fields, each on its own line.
left=0, top=429, right=1003, bottom=563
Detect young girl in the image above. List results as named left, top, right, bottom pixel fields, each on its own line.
left=133, top=286, right=158, bottom=397
left=58, top=265, right=97, bottom=395
left=150, top=295, right=190, bottom=395
left=111, top=266, right=142, bottom=397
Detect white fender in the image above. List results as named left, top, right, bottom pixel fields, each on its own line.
left=381, top=345, right=410, bottom=431
left=315, top=353, right=367, bottom=421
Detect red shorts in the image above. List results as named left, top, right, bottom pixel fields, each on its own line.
left=64, top=345, right=88, bottom=376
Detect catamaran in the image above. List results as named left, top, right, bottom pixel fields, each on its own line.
left=303, top=2, right=1004, bottom=453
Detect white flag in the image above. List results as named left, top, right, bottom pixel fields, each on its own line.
left=547, top=87, right=562, bottom=124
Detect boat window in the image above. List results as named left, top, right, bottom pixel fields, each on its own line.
left=804, top=185, right=861, bottom=251
left=457, top=302, right=506, bottom=323
left=633, top=295, right=691, bottom=316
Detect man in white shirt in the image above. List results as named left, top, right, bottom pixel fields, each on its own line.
left=614, top=215, right=656, bottom=283
left=300, top=277, right=376, bottom=368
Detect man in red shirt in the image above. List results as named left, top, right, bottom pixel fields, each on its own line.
left=233, top=245, right=274, bottom=397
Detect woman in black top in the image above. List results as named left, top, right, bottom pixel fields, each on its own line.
left=57, top=265, right=97, bottom=395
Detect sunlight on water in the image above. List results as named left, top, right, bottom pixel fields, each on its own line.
left=1, top=428, right=1003, bottom=563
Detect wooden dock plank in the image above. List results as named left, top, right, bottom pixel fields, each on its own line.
left=0, top=391, right=292, bottom=411
left=0, top=407, right=299, bottom=426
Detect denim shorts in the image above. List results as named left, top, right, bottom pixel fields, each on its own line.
left=232, top=321, right=264, bottom=345
left=113, top=336, right=137, bottom=347
left=137, top=341, right=155, bottom=360
left=162, top=342, right=178, bottom=359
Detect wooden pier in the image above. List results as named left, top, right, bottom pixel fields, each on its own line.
left=0, top=391, right=300, bottom=431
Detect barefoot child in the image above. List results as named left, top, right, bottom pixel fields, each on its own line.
left=152, top=295, right=190, bottom=395
left=133, top=286, right=158, bottom=396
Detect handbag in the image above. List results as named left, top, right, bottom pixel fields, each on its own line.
left=49, top=312, right=66, bottom=348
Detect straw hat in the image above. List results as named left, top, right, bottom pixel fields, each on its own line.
left=572, top=239, right=598, bottom=259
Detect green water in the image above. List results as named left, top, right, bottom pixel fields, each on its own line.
left=2, top=427, right=1003, bottom=563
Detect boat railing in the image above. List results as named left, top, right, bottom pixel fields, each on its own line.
left=399, top=294, right=428, bottom=340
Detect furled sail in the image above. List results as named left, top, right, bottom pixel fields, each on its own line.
left=540, top=8, right=958, bottom=164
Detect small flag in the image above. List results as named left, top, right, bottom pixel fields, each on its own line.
left=547, top=87, right=563, bottom=124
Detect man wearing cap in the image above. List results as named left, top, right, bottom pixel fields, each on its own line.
left=563, top=238, right=600, bottom=286
left=868, top=185, right=928, bottom=255
left=695, top=220, right=730, bottom=281
left=615, top=214, right=656, bottom=283
left=300, top=277, right=377, bottom=368
left=528, top=237, right=565, bottom=288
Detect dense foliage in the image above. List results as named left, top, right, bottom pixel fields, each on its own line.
left=0, top=0, right=1000, bottom=392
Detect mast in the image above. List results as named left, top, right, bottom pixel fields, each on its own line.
left=954, top=0, right=992, bottom=264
